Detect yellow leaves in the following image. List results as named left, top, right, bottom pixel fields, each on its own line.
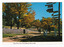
left=19, top=19, right=21, bottom=22
left=22, top=5, right=24, bottom=7
left=55, top=25, right=57, bottom=29
left=7, top=3, right=31, bottom=14
left=26, top=14, right=28, bottom=16
left=10, top=7, right=18, bottom=13
left=23, top=14, right=28, bottom=17
left=50, top=22, right=52, bottom=24
left=23, top=10, right=28, bottom=13
left=51, top=25, right=54, bottom=27
left=41, top=17, right=53, bottom=27
left=22, top=11, right=35, bottom=24
left=29, top=4, right=32, bottom=6
left=27, top=4, right=32, bottom=7
left=32, top=19, right=41, bottom=27
left=22, top=13, right=35, bottom=24
left=43, top=22, right=47, bottom=25
left=2, top=3, right=6, bottom=12
left=21, top=8, right=23, bottom=10
left=50, top=25, right=57, bottom=29
left=15, top=12, right=19, bottom=14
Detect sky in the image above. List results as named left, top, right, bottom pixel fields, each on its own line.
left=30, top=2, right=62, bottom=20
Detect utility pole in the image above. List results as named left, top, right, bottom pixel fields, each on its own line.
left=58, top=2, right=60, bottom=36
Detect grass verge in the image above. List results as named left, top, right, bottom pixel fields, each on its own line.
left=3, top=34, right=28, bottom=38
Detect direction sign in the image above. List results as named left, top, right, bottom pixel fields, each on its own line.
left=53, top=11, right=58, bottom=13
left=45, top=4, right=53, bottom=8
left=46, top=2, right=56, bottom=4
left=52, top=14, right=61, bottom=16
left=52, top=17, right=58, bottom=19
left=46, top=8, right=53, bottom=13
left=46, top=2, right=53, bottom=4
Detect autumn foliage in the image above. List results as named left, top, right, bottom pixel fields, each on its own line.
left=3, top=3, right=62, bottom=31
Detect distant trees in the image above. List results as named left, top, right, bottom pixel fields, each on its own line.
left=41, top=17, right=52, bottom=33
left=32, top=19, right=41, bottom=30
left=31, top=17, right=62, bottom=33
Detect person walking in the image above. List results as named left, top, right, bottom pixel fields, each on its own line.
left=23, top=29, right=25, bottom=34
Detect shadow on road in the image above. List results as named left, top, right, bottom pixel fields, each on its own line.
left=9, top=32, right=62, bottom=42
left=20, top=35, right=62, bottom=42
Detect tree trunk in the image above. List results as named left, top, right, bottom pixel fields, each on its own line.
left=17, top=11, right=21, bottom=29
left=10, top=21, right=12, bottom=29
left=17, top=21, right=19, bottom=29
left=10, top=25, right=12, bottom=29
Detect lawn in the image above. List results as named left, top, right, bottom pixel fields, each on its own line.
left=3, top=34, right=28, bottom=38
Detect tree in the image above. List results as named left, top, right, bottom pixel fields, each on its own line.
left=10, top=3, right=32, bottom=29
left=41, top=17, right=52, bottom=33
left=2, top=3, right=6, bottom=28
left=32, top=19, right=41, bottom=30
left=2, top=3, right=6, bottom=12
left=20, top=10, right=35, bottom=28
left=2, top=3, right=13, bottom=29
left=3, top=3, right=32, bottom=29
left=3, top=3, right=16, bottom=29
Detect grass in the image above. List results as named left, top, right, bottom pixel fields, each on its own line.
left=47, top=31, right=62, bottom=36
left=4, top=26, right=25, bottom=29
left=3, top=34, right=28, bottom=38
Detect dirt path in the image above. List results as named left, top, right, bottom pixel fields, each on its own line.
left=3, top=37, right=17, bottom=42
left=3, top=31, right=42, bottom=42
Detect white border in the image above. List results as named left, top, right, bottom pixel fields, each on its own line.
left=0, top=0, right=64, bottom=47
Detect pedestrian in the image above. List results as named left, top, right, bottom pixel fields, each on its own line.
left=23, top=29, right=25, bottom=34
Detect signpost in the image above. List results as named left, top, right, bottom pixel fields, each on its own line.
left=45, top=2, right=61, bottom=36
left=45, top=2, right=59, bottom=36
